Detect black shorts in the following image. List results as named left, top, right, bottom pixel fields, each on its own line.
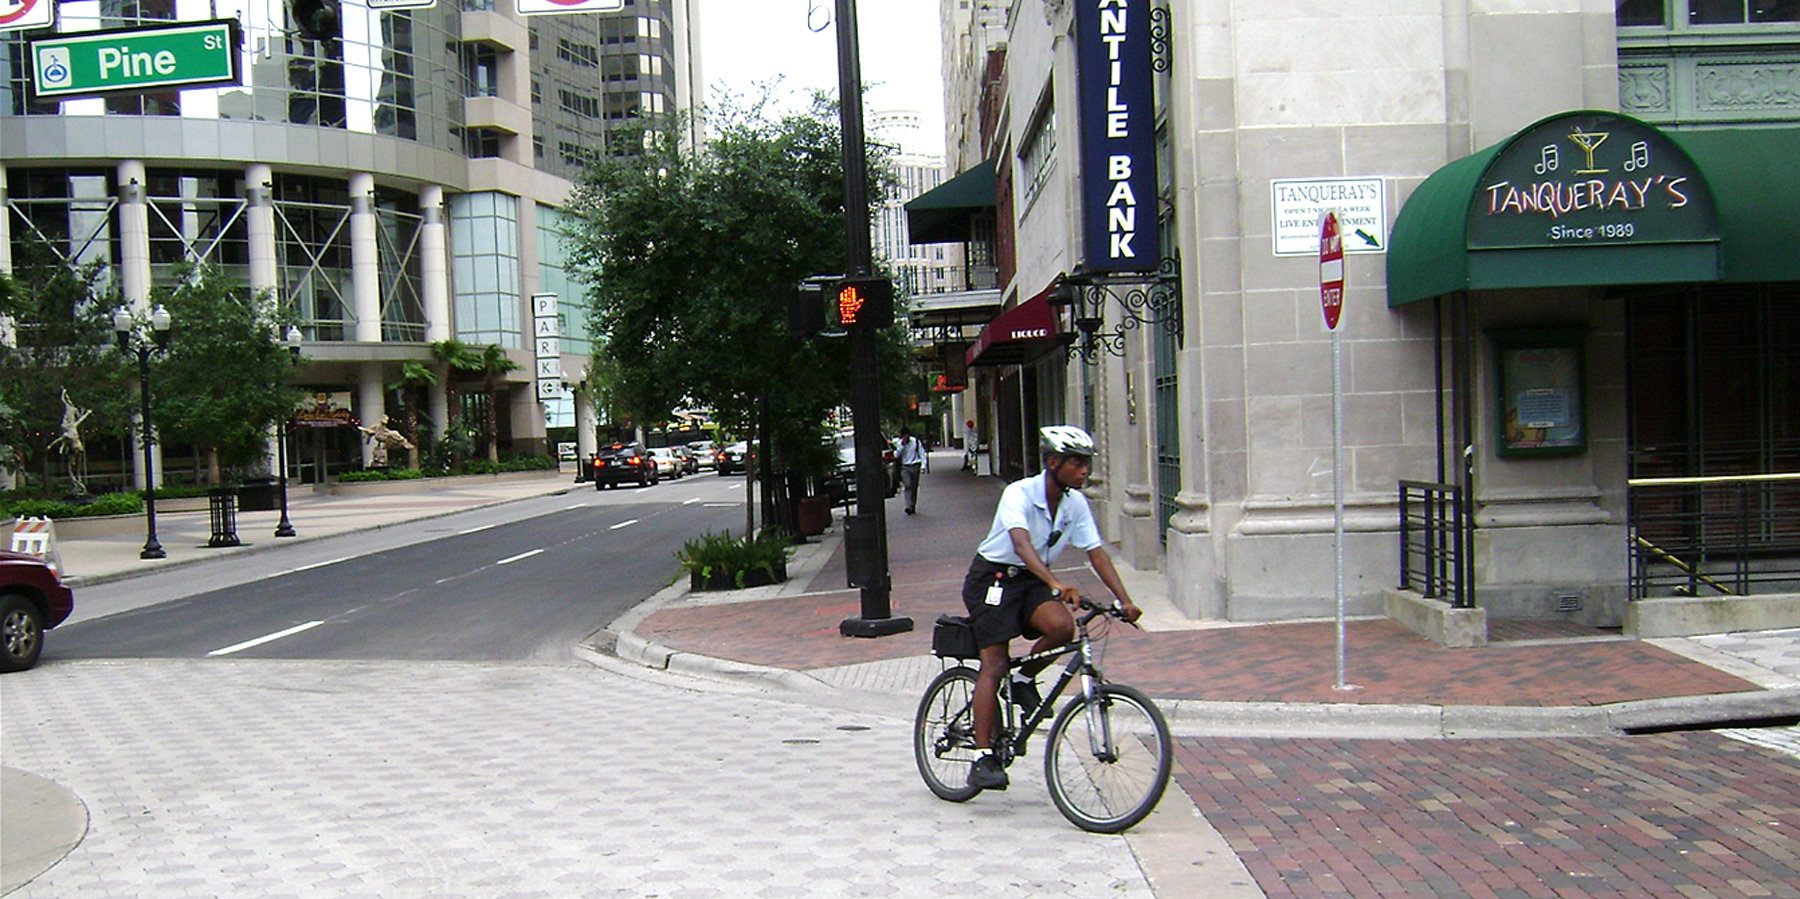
left=961, top=556, right=1058, bottom=649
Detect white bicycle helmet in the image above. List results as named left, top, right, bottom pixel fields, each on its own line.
left=1039, top=425, right=1095, bottom=458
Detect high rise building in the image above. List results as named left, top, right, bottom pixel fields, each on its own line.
left=2, top=0, right=701, bottom=485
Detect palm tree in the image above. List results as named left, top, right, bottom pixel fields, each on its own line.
left=391, top=360, right=436, bottom=470
left=475, top=343, right=520, bottom=463
left=428, top=339, right=481, bottom=469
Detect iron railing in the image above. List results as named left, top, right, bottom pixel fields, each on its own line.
left=1628, top=472, right=1800, bottom=599
left=1399, top=480, right=1472, bottom=608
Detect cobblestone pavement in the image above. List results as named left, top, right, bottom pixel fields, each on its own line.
left=1, top=660, right=1159, bottom=898
left=1170, top=731, right=1800, bottom=899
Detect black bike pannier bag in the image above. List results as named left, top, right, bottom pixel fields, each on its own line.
left=932, top=615, right=979, bottom=659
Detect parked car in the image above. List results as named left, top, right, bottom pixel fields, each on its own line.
left=592, top=443, right=660, bottom=489
left=687, top=441, right=717, bottom=471
left=821, top=431, right=900, bottom=504
left=716, top=441, right=751, bottom=476
left=647, top=447, right=685, bottom=479
left=1, top=551, right=75, bottom=673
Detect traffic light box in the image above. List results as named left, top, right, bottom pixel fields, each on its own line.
left=791, top=275, right=894, bottom=337
left=829, top=277, right=893, bottom=330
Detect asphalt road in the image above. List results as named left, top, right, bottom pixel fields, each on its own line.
left=48, top=475, right=748, bottom=664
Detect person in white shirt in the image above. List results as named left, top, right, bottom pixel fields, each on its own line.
left=961, top=425, right=1141, bottom=791
left=896, top=427, right=927, bottom=514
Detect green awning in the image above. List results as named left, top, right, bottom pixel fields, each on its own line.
left=905, top=158, right=997, bottom=244
left=1388, top=112, right=1800, bottom=306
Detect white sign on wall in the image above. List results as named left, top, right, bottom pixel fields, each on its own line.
left=1271, top=178, right=1387, bottom=256
left=532, top=293, right=565, bottom=401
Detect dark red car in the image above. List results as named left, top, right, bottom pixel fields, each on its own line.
left=1, top=550, right=75, bottom=672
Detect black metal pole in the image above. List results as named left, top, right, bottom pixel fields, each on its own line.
left=836, top=0, right=908, bottom=638
left=274, top=416, right=296, bottom=537
left=137, top=346, right=165, bottom=560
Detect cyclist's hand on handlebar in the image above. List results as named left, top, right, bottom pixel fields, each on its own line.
left=1119, top=599, right=1144, bottom=625
left=1050, top=584, right=1083, bottom=608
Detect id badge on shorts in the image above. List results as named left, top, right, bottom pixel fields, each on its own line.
left=984, top=580, right=1004, bottom=606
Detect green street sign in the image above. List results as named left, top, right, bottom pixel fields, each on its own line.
left=29, top=19, right=241, bottom=100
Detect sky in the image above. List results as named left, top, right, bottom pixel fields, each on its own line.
left=696, top=0, right=946, bottom=156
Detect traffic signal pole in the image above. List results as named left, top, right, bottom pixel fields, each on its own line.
left=835, top=0, right=910, bottom=638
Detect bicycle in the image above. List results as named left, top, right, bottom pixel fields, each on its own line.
left=913, top=598, right=1173, bottom=833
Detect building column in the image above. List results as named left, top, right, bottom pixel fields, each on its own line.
left=245, top=163, right=278, bottom=304
left=574, top=383, right=597, bottom=462
left=119, top=160, right=162, bottom=490
left=348, top=172, right=381, bottom=343
left=420, top=184, right=450, bottom=343
left=358, top=362, right=386, bottom=468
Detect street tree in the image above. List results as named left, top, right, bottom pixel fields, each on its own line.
left=474, top=343, right=520, bottom=463
left=390, top=360, right=436, bottom=469
left=563, top=90, right=913, bottom=520
left=0, top=247, right=132, bottom=494
left=150, top=264, right=302, bottom=484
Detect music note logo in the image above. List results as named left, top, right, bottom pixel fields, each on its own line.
left=1534, top=144, right=1559, bottom=175
left=1622, top=141, right=1650, bottom=172
left=1568, top=129, right=1610, bottom=174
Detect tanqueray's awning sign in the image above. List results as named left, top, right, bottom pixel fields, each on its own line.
left=1388, top=111, right=1800, bottom=306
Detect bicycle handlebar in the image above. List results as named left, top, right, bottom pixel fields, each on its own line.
left=1076, top=597, right=1141, bottom=629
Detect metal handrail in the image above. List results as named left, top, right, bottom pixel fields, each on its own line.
left=1398, top=480, right=1471, bottom=609
left=1628, top=471, right=1800, bottom=599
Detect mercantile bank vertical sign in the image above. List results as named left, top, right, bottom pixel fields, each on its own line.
left=1076, top=0, right=1159, bottom=274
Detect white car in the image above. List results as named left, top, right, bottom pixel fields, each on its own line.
left=646, top=447, right=685, bottom=479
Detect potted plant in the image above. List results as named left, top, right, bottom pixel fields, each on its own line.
left=676, top=529, right=793, bottom=591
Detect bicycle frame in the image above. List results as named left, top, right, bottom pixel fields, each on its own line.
left=996, top=607, right=1112, bottom=764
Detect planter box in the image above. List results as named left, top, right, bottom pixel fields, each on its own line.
left=328, top=469, right=563, bottom=497
left=44, top=512, right=153, bottom=539
left=689, top=560, right=788, bottom=592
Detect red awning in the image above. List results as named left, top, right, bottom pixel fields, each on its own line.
left=966, top=284, right=1062, bottom=367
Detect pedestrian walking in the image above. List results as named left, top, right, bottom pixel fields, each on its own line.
left=897, top=427, right=927, bottom=514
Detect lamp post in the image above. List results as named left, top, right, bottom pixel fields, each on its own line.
left=113, top=304, right=173, bottom=560
left=274, top=325, right=302, bottom=537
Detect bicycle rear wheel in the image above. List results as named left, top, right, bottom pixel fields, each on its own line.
left=1044, top=683, right=1172, bottom=833
left=914, top=666, right=983, bottom=802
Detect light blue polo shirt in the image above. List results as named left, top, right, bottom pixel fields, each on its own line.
left=974, top=471, right=1102, bottom=566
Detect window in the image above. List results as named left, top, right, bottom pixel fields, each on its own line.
left=463, top=44, right=499, bottom=98
left=1018, top=89, right=1057, bottom=208
left=1618, top=0, right=1800, bottom=26
left=557, top=39, right=599, bottom=67
left=462, top=127, right=503, bottom=158
left=560, top=90, right=601, bottom=119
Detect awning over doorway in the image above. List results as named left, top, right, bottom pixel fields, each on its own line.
left=905, top=158, right=997, bottom=244
left=966, top=284, right=1062, bottom=368
left=1387, top=111, right=1800, bottom=306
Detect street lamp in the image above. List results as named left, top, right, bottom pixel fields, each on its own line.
left=274, top=325, right=302, bottom=538
left=112, top=304, right=173, bottom=560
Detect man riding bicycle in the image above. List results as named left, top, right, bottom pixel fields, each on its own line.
left=962, top=425, right=1142, bottom=791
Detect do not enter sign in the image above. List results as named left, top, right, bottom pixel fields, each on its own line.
left=1319, top=211, right=1345, bottom=330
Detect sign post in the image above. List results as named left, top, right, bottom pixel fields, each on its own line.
left=1320, top=211, right=1356, bottom=693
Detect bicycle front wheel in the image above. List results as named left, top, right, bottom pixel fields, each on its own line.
left=1044, top=683, right=1172, bottom=833
left=913, top=666, right=983, bottom=802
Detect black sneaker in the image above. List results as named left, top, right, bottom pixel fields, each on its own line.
left=968, top=754, right=1009, bottom=791
left=1008, top=677, right=1041, bottom=714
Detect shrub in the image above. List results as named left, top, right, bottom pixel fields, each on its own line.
left=675, top=528, right=793, bottom=589
left=2, top=492, right=144, bottom=519
left=335, top=468, right=425, bottom=483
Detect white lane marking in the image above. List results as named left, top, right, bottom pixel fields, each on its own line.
left=683, top=498, right=700, bottom=505
left=207, top=621, right=324, bottom=657
left=283, top=557, right=350, bottom=575
left=610, top=519, right=639, bottom=530
left=496, top=548, right=545, bottom=565
left=566, top=501, right=589, bottom=509
left=459, top=523, right=497, bottom=535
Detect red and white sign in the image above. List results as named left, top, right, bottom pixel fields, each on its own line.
left=1319, top=211, right=1345, bottom=331
left=516, top=0, right=624, bottom=15
left=0, top=0, right=54, bottom=33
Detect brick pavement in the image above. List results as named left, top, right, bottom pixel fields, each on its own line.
left=1171, top=732, right=1800, bottom=899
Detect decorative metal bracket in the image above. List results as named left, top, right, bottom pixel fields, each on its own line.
left=1049, top=256, right=1183, bottom=364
